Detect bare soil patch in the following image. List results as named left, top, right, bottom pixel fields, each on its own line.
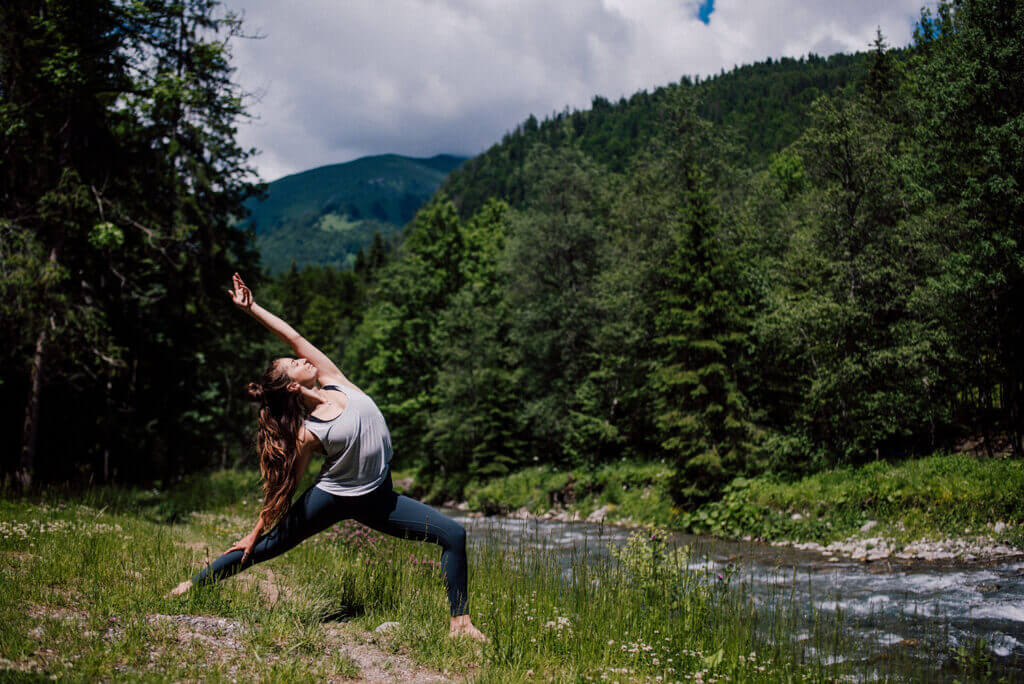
left=322, top=623, right=456, bottom=683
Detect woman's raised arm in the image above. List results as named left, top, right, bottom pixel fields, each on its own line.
left=229, top=273, right=355, bottom=388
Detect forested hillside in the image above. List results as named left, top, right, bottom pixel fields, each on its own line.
left=442, top=52, right=866, bottom=217
left=243, top=154, right=465, bottom=272
left=312, top=2, right=1024, bottom=504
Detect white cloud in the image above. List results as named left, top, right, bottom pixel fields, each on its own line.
left=226, top=0, right=931, bottom=181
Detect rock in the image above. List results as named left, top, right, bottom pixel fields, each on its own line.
left=791, top=513, right=804, bottom=521
left=994, top=521, right=1008, bottom=534
left=586, top=505, right=612, bottom=523
left=374, top=622, right=400, bottom=634
left=860, top=520, right=878, bottom=533
left=866, top=548, right=890, bottom=562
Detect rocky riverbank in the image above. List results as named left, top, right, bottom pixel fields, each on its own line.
left=442, top=497, right=1024, bottom=565
left=769, top=520, right=1023, bottom=563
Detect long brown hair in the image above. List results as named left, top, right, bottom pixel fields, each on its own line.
left=246, top=360, right=304, bottom=527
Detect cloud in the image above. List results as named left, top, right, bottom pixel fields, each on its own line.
left=227, top=0, right=931, bottom=181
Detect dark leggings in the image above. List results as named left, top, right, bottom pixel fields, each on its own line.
left=190, top=469, right=470, bottom=616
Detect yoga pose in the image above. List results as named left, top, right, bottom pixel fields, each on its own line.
left=170, top=273, right=488, bottom=642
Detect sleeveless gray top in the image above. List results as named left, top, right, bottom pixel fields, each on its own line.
left=304, top=384, right=392, bottom=496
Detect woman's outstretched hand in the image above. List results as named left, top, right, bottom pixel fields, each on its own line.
left=229, top=272, right=254, bottom=311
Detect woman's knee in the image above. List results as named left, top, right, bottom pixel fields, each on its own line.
left=446, top=522, right=467, bottom=552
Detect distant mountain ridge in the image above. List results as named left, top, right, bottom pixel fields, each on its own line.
left=244, top=153, right=465, bottom=272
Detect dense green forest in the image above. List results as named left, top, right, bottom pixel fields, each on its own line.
left=308, top=1, right=1022, bottom=504
left=0, top=0, right=264, bottom=484
left=4, top=0, right=1022, bottom=512
left=243, top=154, right=465, bottom=273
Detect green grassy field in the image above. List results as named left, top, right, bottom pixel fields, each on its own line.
left=0, top=467, right=989, bottom=681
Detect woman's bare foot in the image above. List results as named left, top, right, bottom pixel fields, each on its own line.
left=168, top=580, right=193, bottom=597
left=449, top=614, right=489, bottom=643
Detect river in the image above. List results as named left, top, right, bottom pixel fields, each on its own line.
left=442, top=509, right=1024, bottom=680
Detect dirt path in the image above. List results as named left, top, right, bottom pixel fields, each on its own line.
left=141, top=614, right=457, bottom=682
left=322, top=623, right=459, bottom=683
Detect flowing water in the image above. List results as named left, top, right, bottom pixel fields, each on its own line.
left=443, top=510, right=1024, bottom=680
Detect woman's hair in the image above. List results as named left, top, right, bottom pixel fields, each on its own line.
left=246, top=359, right=303, bottom=527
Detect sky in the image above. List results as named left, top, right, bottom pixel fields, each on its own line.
left=226, top=0, right=934, bottom=183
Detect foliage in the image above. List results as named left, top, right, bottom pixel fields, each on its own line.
left=0, top=0, right=263, bottom=483
left=682, top=453, right=1024, bottom=543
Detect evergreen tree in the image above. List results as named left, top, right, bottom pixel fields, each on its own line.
left=504, top=146, right=615, bottom=467
left=426, top=200, right=522, bottom=484
left=907, top=0, right=1024, bottom=455
left=651, top=162, right=754, bottom=506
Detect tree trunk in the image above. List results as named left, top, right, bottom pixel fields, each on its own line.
left=18, top=323, right=48, bottom=490
left=18, top=245, right=59, bottom=490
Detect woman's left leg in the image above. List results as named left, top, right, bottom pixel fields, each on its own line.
left=355, top=476, right=469, bottom=617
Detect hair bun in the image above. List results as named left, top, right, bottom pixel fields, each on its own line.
left=245, top=382, right=264, bottom=402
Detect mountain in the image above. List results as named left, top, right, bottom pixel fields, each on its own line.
left=442, top=52, right=866, bottom=217
left=243, top=153, right=466, bottom=273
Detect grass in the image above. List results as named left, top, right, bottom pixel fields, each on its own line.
left=0, top=466, right=1006, bottom=681
left=682, top=453, right=1024, bottom=547
left=456, top=454, right=1024, bottom=551
left=464, top=461, right=678, bottom=527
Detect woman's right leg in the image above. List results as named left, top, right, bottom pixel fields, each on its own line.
left=354, top=482, right=470, bottom=617
left=191, top=484, right=345, bottom=586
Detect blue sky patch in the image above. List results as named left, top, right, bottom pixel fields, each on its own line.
left=697, top=0, right=715, bottom=24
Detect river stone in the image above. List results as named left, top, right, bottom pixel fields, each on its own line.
left=587, top=504, right=612, bottom=523
left=866, top=548, right=890, bottom=562
left=860, top=520, right=878, bottom=533
left=375, top=622, right=400, bottom=634
left=994, top=521, right=1008, bottom=534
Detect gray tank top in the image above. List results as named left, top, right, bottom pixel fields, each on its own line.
left=304, top=384, right=392, bottom=496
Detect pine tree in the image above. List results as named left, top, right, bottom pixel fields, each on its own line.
left=651, top=162, right=754, bottom=506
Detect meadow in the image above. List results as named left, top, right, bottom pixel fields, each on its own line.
left=2, top=467, right=1006, bottom=682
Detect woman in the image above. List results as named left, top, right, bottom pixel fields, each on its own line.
left=170, top=273, right=489, bottom=643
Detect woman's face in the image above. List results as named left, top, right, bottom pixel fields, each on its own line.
left=277, top=357, right=318, bottom=386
